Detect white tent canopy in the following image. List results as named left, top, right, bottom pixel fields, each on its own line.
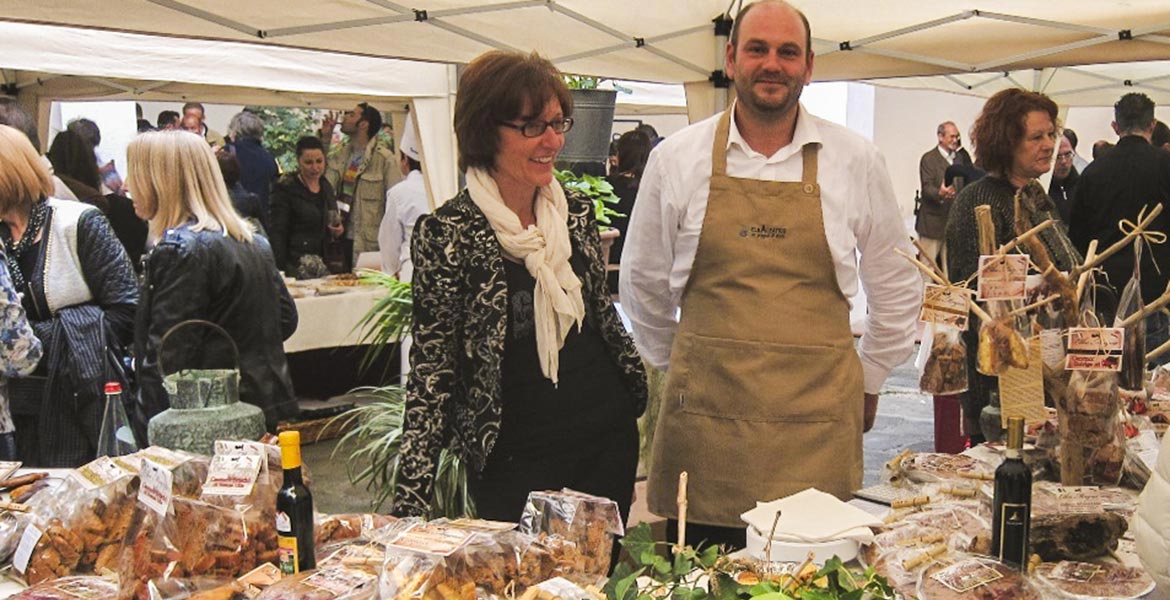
left=6, top=1, right=1170, bottom=87
left=0, top=21, right=461, bottom=205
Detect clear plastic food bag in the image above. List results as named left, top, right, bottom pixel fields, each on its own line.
left=920, top=325, right=970, bottom=394
left=518, top=489, right=622, bottom=581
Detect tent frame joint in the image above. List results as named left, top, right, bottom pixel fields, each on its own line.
left=839, top=40, right=852, bottom=51
left=1119, top=29, right=1133, bottom=40
left=414, top=9, right=429, bottom=22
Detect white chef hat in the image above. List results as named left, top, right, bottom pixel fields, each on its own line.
left=400, top=115, right=420, bottom=162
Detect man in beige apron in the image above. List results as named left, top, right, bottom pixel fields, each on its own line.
left=620, top=0, right=921, bottom=547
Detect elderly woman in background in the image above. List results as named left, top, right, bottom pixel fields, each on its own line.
left=48, top=130, right=148, bottom=268
left=945, top=88, right=1082, bottom=443
left=392, top=51, right=647, bottom=521
left=0, top=125, right=138, bottom=467
left=128, top=130, right=298, bottom=433
left=269, top=136, right=341, bottom=274
left=226, top=110, right=279, bottom=214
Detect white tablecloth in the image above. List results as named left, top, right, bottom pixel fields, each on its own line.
left=284, top=288, right=385, bottom=353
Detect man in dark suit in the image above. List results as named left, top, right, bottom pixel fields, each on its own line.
left=1069, top=92, right=1170, bottom=359
left=917, top=121, right=972, bottom=270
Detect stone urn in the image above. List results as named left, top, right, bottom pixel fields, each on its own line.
left=147, top=320, right=266, bottom=455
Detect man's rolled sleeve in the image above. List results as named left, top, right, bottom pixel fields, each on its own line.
left=857, top=151, right=922, bottom=394
left=620, top=149, right=679, bottom=371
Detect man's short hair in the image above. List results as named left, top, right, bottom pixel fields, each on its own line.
left=401, top=152, right=421, bottom=172
left=936, top=121, right=956, bottom=136
left=1114, top=93, right=1155, bottom=134
left=729, top=1, right=811, bottom=57
left=358, top=103, right=382, bottom=138
left=66, top=118, right=101, bottom=148
left=182, top=102, right=206, bottom=117
left=157, top=110, right=180, bottom=129
left=0, top=98, right=41, bottom=151
left=1062, top=127, right=1079, bottom=149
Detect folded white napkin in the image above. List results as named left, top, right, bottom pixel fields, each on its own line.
left=740, top=488, right=883, bottom=544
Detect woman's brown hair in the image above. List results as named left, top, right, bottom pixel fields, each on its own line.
left=454, top=51, right=572, bottom=172
left=971, top=88, right=1059, bottom=176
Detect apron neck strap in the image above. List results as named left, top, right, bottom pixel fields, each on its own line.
left=711, top=107, right=819, bottom=185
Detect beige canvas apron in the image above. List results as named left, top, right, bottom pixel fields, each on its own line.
left=647, top=109, right=865, bottom=527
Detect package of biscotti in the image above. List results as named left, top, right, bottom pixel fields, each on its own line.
left=518, top=489, right=622, bottom=581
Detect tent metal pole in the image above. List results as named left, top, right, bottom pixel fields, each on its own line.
left=975, top=11, right=1113, bottom=35
left=80, top=77, right=136, bottom=93
left=422, top=0, right=546, bottom=20
left=851, top=47, right=971, bottom=71
left=264, top=15, right=415, bottom=38
left=146, top=0, right=259, bottom=37
left=975, top=34, right=1114, bottom=71
left=428, top=20, right=519, bottom=52
left=846, top=11, right=974, bottom=48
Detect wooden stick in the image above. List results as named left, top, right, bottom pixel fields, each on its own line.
left=1147, top=336, right=1170, bottom=363
left=764, top=510, right=782, bottom=564
left=895, top=248, right=994, bottom=322
left=675, top=471, right=688, bottom=554
left=1120, top=287, right=1170, bottom=329
left=995, top=218, right=1056, bottom=258
left=1007, top=294, right=1062, bottom=317
left=912, top=238, right=946, bottom=280
left=1075, top=203, right=1164, bottom=276
left=1076, top=240, right=1099, bottom=305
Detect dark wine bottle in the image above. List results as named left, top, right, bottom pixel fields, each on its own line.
left=991, top=416, right=1031, bottom=567
left=276, top=431, right=315, bottom=574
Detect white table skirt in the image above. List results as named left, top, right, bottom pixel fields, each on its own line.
left=284, top=288, right=385, bottom=354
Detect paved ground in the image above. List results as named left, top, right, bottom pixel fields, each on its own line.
left=301, top=343, right=937, bottom=518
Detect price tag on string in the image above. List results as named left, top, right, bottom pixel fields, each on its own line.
left=920, top=284, right=972, bottom=330
left=1065, top=327, right=1124, bottom=372
left=977, top=254, right=1028, bottom=301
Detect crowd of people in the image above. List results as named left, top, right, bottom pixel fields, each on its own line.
left=2, top=1, right=1169, bottom=582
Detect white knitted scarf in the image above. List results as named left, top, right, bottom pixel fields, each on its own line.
left=467, top=167, right=585, bottom=384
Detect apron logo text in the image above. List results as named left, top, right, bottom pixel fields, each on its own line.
left=739, top=224, right=787, bottom=240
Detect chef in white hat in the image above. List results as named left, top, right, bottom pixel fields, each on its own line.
left=378, top=114, right=430, bottom=281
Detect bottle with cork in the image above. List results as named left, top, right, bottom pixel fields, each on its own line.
left=991, top=416, right=1031, bottom=567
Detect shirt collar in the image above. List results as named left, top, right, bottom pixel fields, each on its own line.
left=726, top=101, right=822, bottom=161
left=937, top=145, right=954, bottom=163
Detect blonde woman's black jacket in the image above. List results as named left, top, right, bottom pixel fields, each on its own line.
left=392, top=189, right=648, bottom=517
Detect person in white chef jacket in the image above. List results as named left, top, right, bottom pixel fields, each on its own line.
left=378, top=116, right=430, bottom=379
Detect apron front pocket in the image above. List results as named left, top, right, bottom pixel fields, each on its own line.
left=672, top=332, right=854, bottom=423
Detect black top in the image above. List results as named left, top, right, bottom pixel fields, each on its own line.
left=497, top=255, right=632, bottom=451
left=1048, top=167, right=1079, bottom=225
left=232, top=136, right=280, bottom=211
left=269, top=173, right=335, bottom=272
left=1069, top=135, right=1170, bottom=304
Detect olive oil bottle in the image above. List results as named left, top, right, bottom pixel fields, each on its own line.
left=276, top=431, right=315, bottom=574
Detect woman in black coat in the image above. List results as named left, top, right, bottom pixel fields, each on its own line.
left=268, top=136, right=341, bottom=274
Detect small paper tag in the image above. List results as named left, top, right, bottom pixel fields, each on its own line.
left=0, top=461, right=22, bottom=481
left=140, top=446, right=192, bottom=469
left=202, top=453, right=262, bottom=496
left=1065, top=327, right=1125, bottom=372
left=1053, top=486, right=1106, bottom=514
left=1039, top=329, right=1065, bottom=369
left=1049, top=561, right=1102, bottom=583
left=320, top=543, right=385, bottom=569
left=139, top=458, right=174, bottom=516
left=13, top=522, right=42, bottom=574
left=238, top=562, right=283, bottom=599
left=534, top=577, right=592, bottom=599
left=977, top=255, right=1028, bottom=300
left=70, top=456, right=132, bottom=490
left=389, top=523, right=475, bottom=556
left=931, top=560, right=1004, bottom=592
left=303, top=567, right=375, bottom=595
left=920, top=285, right=971, bottom=330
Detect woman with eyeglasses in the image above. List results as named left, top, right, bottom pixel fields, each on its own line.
left=391, top=51, right=647, bottom=523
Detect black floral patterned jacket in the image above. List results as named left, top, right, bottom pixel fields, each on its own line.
left=392, top=189, right=648, bottom=517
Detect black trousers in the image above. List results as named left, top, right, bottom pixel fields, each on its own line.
left=665, top=519, right=746, bottom=551
left=470, top=414, right=639, bottom=525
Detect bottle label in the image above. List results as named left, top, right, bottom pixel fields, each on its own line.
left=275, top=510, right=292, bottom=534
left=139, top=458, right=174, bottom=517
left=277, top=535, right=299, bottom=575
left=997, top=502, right=1030, bottom=560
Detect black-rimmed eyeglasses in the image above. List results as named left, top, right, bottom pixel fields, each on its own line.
left=1057, top=151, right=1074, bottom=160
left=499, top=117, right=574, bottom=138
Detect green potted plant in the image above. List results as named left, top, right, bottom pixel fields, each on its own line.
left=555, top=168, right=624, bottom=263
left=560, top=73, right=617, bottom=168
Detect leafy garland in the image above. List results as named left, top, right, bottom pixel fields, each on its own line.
left=605, top=523, right=896, bottom=600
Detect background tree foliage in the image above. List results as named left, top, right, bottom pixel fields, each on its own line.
left=246, top=106, right=323, bottom=172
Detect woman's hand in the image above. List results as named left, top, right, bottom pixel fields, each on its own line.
left=327, top=223, right=345, bottom=239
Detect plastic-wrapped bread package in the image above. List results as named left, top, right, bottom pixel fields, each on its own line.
left=917, top=554, right=1042, bottom=599
left=116, top=496, right=272, bottom=600
left=254, top=567, right=379, bottom=600
left=313, top=513, right=400, bottom=548
left=920, top=325, right=969, bottom=395
left=1033, top=560, right=1155, bottom=599
left=518, top=489, right=623, bottom=582
left=1062, top=369, right=1126, bottom=486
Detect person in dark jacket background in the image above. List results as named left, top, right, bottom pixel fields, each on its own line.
left=269, top=136, right=341, bottom=274
left=128, top=130, right=298, bottom=433
left=217, top=152, right=268, bottom=235
left=226, top=111, right=279, bottom=217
